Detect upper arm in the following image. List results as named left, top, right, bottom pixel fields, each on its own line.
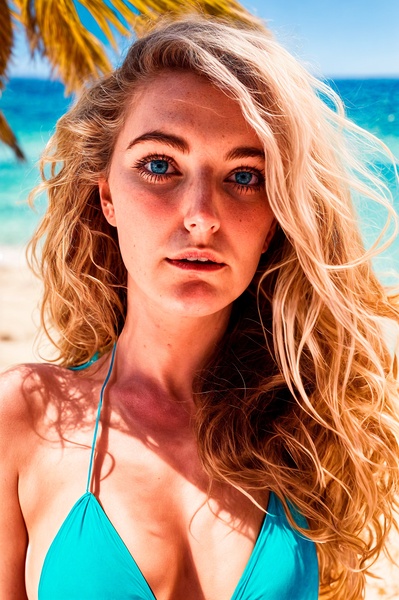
left=0, top=369, right=30, bottom=599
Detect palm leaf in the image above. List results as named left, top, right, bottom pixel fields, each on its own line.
left=0, top=111, right=24, bottom=160
left=0, top=1, right=25, bottom=158
left=0, top=0, right=13, bottom=84
left=126, top=0, right=258, bottom=25
left=14, top=0, right=116, bottom=92
left=76, top=0, right=134, bottom=47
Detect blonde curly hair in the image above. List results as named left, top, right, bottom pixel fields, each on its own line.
left=29, top=15, right=399, bottom=599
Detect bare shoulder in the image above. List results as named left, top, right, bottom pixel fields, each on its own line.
left=0, top=363, right=58, bottom=436
left=0, top=361, right=94, bottom=451
left=0, top=364, right=40, bottom=445
left=0, top=358, right=102, bottom=425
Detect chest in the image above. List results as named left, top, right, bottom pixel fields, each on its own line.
left=21, top=422, right=270, bottom=600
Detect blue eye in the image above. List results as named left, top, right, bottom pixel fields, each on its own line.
left=234, top=171, right=255, bottom=185
left=226, top=168, right=264, bottom=194
left=134, top=155, right=179, bottom=182
left=149, top=159, right=169, bottom=174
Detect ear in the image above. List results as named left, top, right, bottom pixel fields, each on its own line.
left=98, top=177, right=117, bottom=227
left=262, top=219, right=277, bottom=253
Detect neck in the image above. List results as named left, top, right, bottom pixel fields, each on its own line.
left=114, top=295, right=231, bottom=400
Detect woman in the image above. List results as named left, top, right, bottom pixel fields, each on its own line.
left=1, top=15, right=398, bottom=600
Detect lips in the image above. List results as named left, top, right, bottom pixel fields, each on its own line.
left=169, top=250, right=224, bottom=263
left=166, top=251, right=225, bottom=271
left=166, top=258, right=225, bottom=271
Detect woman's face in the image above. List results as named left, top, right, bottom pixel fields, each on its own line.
left=99, top=70, right=275, bottom=319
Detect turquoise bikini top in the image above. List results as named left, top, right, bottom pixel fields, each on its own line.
left=38, top=345, right=319, bottom=599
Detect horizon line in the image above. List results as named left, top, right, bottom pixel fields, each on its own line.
left=6, top=73, right=399, bottom=83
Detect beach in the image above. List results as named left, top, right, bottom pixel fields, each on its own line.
left=0, top=249, right=43, bottom=367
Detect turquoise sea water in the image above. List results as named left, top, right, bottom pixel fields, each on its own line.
left=0, top=77, right=398, bottom=279
left=0, top=79, right=72, bottom=247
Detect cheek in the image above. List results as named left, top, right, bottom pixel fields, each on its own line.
left=113, top=180, right=176, bottom=225
left=113, top=199, right=169, bottom=266
left=236, top=206, right=275, bottom=250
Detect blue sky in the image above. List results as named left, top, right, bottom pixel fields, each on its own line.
left=8, top=0, right=399, bottom=79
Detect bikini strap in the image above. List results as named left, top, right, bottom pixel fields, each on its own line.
left=86, top=343, right=117, bottom=493
left=69, top=352, right=100, bottom=371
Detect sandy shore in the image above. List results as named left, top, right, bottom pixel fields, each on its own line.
left=0, top=247, right=56, bottom=368
left=0, top=248, right=41, bottom=367
left=0, top=253, right=398, bottom=597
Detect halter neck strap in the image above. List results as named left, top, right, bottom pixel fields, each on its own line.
left=86, top=343, right=117, bottom=493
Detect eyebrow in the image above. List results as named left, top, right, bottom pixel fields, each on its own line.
left=224, top=146, right=265, bottom=161
left=126, top=130, right=265, bottom=161
left=126, top=131, right=189, bottom=153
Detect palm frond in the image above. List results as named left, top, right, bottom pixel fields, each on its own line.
left=14, top=0, right=114, bottom=92
left=0, top=110, right=25, bottom=160
left=0, top=0, right=14, bottom=85
left=77, top=0, right=133, bottom=48
left=125, top=0, right=262, bottom=28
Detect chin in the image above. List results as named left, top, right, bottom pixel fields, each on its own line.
left=166, top=289, right=235, bottom=318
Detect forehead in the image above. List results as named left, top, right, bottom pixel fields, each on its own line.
left=117, top=70, right=259, bottom=147
left=131, top=70, right=238, bottom=112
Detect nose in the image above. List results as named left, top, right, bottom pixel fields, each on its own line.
left=183, top=180, right=220, bottom=235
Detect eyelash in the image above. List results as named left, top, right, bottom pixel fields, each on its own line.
left=229, top=166, right=265, bottom=194
left=133, top=154, right=265, bottom=193
left=133, top=154, right=177, bottom=183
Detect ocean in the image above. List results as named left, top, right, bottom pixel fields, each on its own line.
left=0, top=77, right=398, bottom=280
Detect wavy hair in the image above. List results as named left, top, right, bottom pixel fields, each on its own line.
left=28, top=15, right=399, bottom=599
